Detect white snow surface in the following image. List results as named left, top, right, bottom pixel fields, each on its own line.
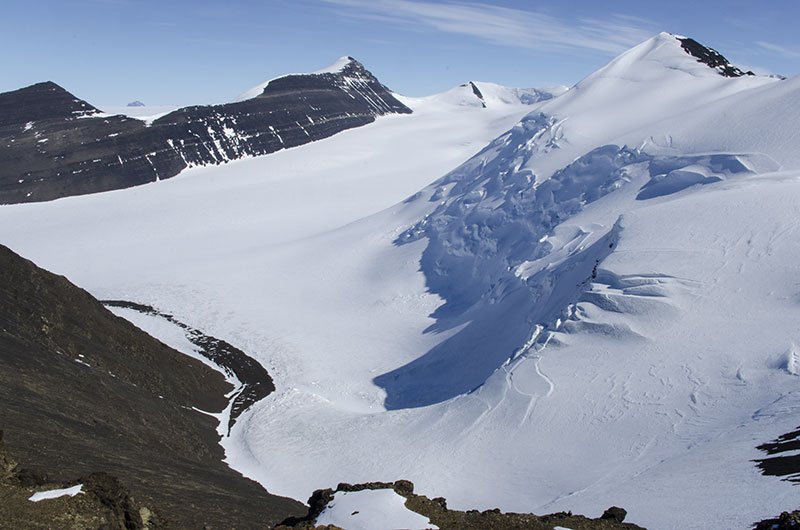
left=28, top=485, right=84, bottom=502
left=2, top=33, right=800, bottom=530
left=401, top=80, right=563, bottom=110
left=232, top=56, right=355, bottom=103
left=97, top=105, right=179, bottom=124
left=314, top=489, right=438, bottom=530
left=314, top=55, right=354, bottom=74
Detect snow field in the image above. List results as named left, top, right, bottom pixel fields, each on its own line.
left=315, top=489, right=438, bottom=530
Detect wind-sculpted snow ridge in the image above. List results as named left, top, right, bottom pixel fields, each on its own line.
left=379, top=108, right=773, bottom=409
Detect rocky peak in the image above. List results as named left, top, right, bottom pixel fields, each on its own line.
left=676, top=36, right=755, bottom=77
left=0, top=81, right=99, bottom=127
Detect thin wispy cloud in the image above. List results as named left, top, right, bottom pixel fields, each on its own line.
left=324, top=0, right=656, bottom=54
left=756, top=41, right=800, bottom=59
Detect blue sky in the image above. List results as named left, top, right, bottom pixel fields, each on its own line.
left=2, top=0, right=799, bottom=107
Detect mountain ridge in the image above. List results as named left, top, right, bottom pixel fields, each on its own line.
left=0, top=58, right=411, bottom=204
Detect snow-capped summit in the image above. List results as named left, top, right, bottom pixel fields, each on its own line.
left=232, top=56, right=369, bottom=103
left=396, top=80, right=565, bottom=113
left=578, top=32, right=753, bottom=84
left=524, top=32, right=779, bottom=178
left=313, top=55, right=357, bottom=74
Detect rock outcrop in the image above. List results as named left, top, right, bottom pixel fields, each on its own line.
left=677, top=36, right=755, bottom=77
left=275, top=480, right=647, bottom=530
left=1, top=431, right=163, bottom=530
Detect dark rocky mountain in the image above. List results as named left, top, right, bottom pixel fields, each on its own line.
left=0, top=243, right=305, bottom=528
left=677, top=36, right=755, bottom=77
left=0, top=58, right=411, bottom=204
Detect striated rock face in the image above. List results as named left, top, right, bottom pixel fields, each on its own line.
left=0, top=58, right=411, bottom=204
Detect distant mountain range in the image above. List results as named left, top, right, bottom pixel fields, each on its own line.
left=0, top=57, right=410, bottom=204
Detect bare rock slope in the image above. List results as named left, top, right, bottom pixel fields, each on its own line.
left=0, top=243, right=305, bottom=528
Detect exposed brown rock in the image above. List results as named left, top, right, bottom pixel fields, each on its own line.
left=274, top=480, right=647, bottom=530
left=0, top=244, right=305, bottom=528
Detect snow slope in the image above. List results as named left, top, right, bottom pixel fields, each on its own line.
left=1, top=33, right=799, bottom=530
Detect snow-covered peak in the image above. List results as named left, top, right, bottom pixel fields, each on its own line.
left=313, top=55, right=356, bottom=74
left=232, top=56, right=362, bottom=103
left=397, top=81, right=563, bottom=112
left=577, top=32, right=734, bottom=86
left=574, top=32, right=756, bottom=89
left=524, top=33, right=779, bottom=178
left=472, top=81, right=567, bottom=107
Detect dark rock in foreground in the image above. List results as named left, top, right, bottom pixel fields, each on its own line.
left=0, top=244, right=305, bottom=528
left=275, top=480, right=646, bottom=530
left=754, top=510, right=800, bottom=530
left=0, top=57, right=411, bottom=204
left=1, top=434, right=162, bottom=529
